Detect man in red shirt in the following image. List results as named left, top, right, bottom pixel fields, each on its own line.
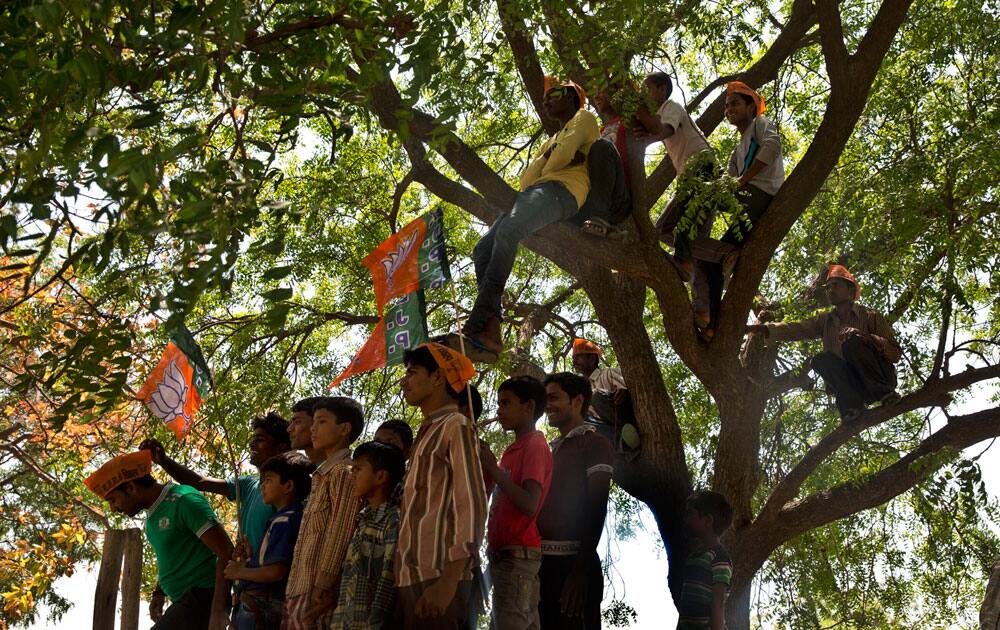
left=480, top=376, right=553, bottom=630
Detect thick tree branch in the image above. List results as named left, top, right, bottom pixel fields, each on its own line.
left=496, top=0, right=559, bottom=135
left=814, top=0, right=850, bottom=85
left=779, top=405, right=1000, bottom=534
left=759, top=362, right=1000, bottom=521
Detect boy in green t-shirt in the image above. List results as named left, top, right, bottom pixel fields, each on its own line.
left=85, top=450, right=234, bottom=630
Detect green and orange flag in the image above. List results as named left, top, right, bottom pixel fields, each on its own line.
left=137, top=326, right=213, bottom=440
left=331, top=209, right=450, bottom=387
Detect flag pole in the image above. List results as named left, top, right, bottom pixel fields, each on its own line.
left=447, top=283, right=479, bottom=426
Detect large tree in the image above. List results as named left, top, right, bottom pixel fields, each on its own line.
left=2, top=0, right=999, bottom=625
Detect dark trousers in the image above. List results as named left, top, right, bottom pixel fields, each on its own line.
left=538, top=552, right=602, bottom=630
left=392, top=578, right=480, bottom=630
left=704, top=184, right=773, bottom=326
left=467, top=182, right=577, bottom=332
left=811, top=335, right=897, bottom=415
left=576, top=138, right=631, bottom=225
left=152, top=587, right=214, bottom=630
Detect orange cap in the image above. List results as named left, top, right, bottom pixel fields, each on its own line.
left=726, top=81, right=766, bottom=116
left=572, top=338, right=604, bottom=357
left=84, top=450, right=153, bottom=499
left=543, top=75, right=587, bottom=110
left=422, top=342, right=476, bottom=393
left=825, top=264, right=861, bottom=300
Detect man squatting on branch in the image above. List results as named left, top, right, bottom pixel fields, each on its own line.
left=747, top=264, right=901, bottom=421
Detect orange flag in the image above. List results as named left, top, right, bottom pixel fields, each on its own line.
left=137, top=327, right=213, bottom=440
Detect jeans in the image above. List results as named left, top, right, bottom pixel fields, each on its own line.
left=576, top=139, right=631, bottom=225
left=810, top=335, right=897, bottom=415
left=489, top=547, right=542, bottom=630
left=232, top=591, right=285, bottom=630
left=152, top=587, right=214, bottom=630
left=467, top=182, right=578, bottom=332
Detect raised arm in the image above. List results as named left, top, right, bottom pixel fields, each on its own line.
left=139, top=438, right=229, bottom=496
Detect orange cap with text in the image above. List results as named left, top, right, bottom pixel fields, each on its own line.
left=84, top=450, right=153, bottom=499
left=422, top=342, right=476, bottom=393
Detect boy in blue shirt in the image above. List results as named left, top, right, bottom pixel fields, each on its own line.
left=225, top=451, right=315, bottom=629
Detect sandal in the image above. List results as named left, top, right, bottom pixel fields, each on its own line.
left=694, top=314, right=715, bottom=342
left=435, top=332, right=500, bottom=364
left=581, top=218, right=625, bottom=240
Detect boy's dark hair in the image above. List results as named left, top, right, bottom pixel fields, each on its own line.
left=544, top=372, right=592, bottom=415
left=251, top=411, right=291, bottom=447
left=376, top=419, right=414, bottom=450
left=457, top=384, right=483, bottom=420
left=354, top=441, right=407, bottom=489
left=260, top=451, right=316, bottom=503
left=312, top=396, right=365, bottom=443
left=403, top=346, right=464, bottom=395
left=498, top=376, right=547, bottom=420
left=645, top=72, right=673, bottom=99
left=291, top=397, right=321, bottom=414
left=109, top=474, right=158, bottom=496
left=686, top=490, right=734, bottom=535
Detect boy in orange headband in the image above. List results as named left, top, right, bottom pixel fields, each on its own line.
left=695, top=82, right=786, bottom=338
left=458, top=79, right=599, bottom=358
left=393, top=343, right=488, bottom=628
left=747, top=265, right=902, bottom=421
left=85, top=451, right=234, bottom=630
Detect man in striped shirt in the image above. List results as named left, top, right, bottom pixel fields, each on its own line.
left=283, top=396, right=365, bottom=629
left=392, top=343, right=488, bottom=630
left=747, top=264, right=902, bottom=421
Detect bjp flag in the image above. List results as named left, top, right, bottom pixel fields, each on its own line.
left=363, top=208, right=450, bottom=314
left=137, top=326, right=213, bottom=440
left=330, top=292, right=429, bottom=388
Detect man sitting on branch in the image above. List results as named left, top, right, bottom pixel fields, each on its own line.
left=747, top=264, right=902, bottom=422
left=449, top=77, right=599, bottom=361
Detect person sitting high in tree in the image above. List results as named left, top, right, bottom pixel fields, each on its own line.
left=85, top=450, right=234, bottom=630
left=455, top=78, right=599, bottom=360
left=747, top=264, right=902, bottom=421
left=641, top=72, right=718, bottom=333
left=698, top=82, right=785, bottom=339
left=576, top=87, right=632, bottom=239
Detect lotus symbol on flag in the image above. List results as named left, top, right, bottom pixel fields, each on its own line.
left=146, top=359, right=191, bottom=423
left=381, top=230, right=419, bottom=290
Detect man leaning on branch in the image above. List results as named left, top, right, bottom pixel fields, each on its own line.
left=747, top=264, right=902, bottom=421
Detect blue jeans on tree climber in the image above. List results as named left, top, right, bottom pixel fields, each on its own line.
left=458, top=78, right=599, bottom=358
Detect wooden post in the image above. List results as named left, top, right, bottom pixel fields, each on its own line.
left=119, top=528, right=143, bottom=630
left=93, top=529, right=125, bottom=630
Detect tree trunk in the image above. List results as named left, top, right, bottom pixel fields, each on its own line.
left=119, top=528, right=143, bottom=630
left=981, top=558, right=1000, bottom=630
left=93, top=529, right=125, bottom=630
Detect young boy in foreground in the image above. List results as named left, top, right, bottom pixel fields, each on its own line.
left=480, top=376, right=553, bottom=630
left=393, top=342, right=488, bottom=629
left=677, top=490, right=734, bottom=630
left=331, top=440, right=407, bottom=629
left=284, top=396, right=366, bottom=628
left=226, top=451, right=315, bottom=629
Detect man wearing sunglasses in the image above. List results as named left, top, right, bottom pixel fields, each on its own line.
left=457, top=78, right=599, bottom=359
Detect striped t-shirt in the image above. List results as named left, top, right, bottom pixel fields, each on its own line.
left=677, top=543, right=732, bottom=629
left=395, top=405, right=488, bottom=587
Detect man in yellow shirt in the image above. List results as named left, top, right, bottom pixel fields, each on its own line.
left=459, top=79, right=599, bottom=358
